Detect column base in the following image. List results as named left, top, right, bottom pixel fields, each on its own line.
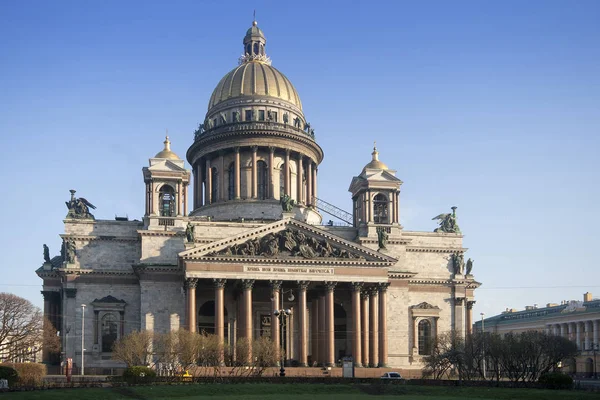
left=299, top=362, right=308, bottom=367
left=325, top=362, right=335, bottom=367
left=353, top=362, right=363, bottom=368
left=378, top=362, right=388, bottom=368
left=369, top=363, right=378, bottom=368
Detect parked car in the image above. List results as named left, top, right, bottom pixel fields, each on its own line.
left=381, top=372, right=403, bottom=380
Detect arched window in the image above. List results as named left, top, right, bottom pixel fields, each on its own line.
left=101, top=313, right=118, bottom=353
left=211, top=168, right=218, bottom=202
left=257, top=160, right=268, bottom=199
left=228, top=162, right=235, bottom=200
left=246, top=44, right=251, bottom=55
left=253, top=43, right=259, bottom=55
left=418, top=320, right=432, bottom=355
left=279, top=167, right=285, bottom=199
left=373, top=193, right=389, bottom=224
left=159, top=185, right=176, bottom=217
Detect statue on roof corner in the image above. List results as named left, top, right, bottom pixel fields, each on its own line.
left=43, top=244, right=50, bottom=263
left=186, top=222, right=195, bottom=243
left=432, top=206, right=460, bottom=233
left=466, top=258, right=474, bottom=275
left=65, top=190, right=96, bottom=220
left=376, top=227, right=388, bottom=250
left=452, top=253, right=465, bottom=275
left=280, top=194, right=295, bottom=212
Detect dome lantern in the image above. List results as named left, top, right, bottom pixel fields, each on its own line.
left=240, top=20, right=270, bottom=65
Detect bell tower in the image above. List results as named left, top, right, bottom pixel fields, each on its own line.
left=348, top=143, right=403, bottom=238
left=143, top=135, right=191, bottom=229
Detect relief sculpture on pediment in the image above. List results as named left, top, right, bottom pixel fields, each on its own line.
left=207, top=228, right=363, bottom=260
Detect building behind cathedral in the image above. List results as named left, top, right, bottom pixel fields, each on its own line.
left=37, top=20, right=479, bottom=375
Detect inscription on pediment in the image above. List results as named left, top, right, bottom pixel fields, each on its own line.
left=207, top=228, right=364, bottom=260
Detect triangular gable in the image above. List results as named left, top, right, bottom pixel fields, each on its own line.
left=180, top=218, right=397, bottom=264
left=147, top=159, right=188, bottom=172
left=348, top=170, right=402, bottom=194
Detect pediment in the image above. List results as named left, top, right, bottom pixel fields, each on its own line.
left=148, top=159, right=187, bottom=172
left=180, top=218, right=397, bottom=265
left=411, top=302, right=440, bottom=310
left=91, top=295, right=126, bottom=304
left=349, top=170, right=402, bottom=194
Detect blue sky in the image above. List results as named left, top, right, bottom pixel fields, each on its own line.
left=1, top=0, right=599, bottom=319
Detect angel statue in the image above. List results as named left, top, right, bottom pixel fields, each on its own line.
left=65, top=190, right=96, bottom=220
left=432, top=206, right=461, bottom=234
left=466, top=258, right=474, bottom=275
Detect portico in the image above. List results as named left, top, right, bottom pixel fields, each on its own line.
left=180, top=218, right=395, bottom=367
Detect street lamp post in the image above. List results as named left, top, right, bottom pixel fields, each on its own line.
left=273, top=289, right=294, bottom=377
left=81, top=304, right=86, bottom=376
left=481, top=312, right=486, bottom=380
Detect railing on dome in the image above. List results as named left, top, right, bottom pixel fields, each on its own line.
left=312, top=196, right=353, bottom=226
left=194, top=121, right=316, bottom=142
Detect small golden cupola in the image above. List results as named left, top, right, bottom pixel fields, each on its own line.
left=362, top=143, right=389, bottom=172
left=154, top=135, right=181, bottom=160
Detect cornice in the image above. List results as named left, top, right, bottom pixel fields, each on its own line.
left=56, top=268, right=136, bottom=277
left=137, top=230, right=185, bottom=237
left=408, top=278, right=454, bottom=286
left=190, top=256, right=391, bottom=268
left=406, top=246, right=468, bottom=253
left=359, top=238, right=412, bottom=246
left=60, top=234, right=139, bottom=243
left=388, top=270, right=418, bottom=279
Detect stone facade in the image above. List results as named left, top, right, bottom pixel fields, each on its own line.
left=475, top=292, right=600, bottom=378
left=37, top=20, right=480, bottom=376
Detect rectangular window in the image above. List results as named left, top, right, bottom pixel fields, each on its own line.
left=258, top=110, right=265, bottom=121
left=245, top=110, right=253, bottom=121
left=270, top=111, right=278, bottom=122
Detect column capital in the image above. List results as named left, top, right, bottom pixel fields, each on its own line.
left=297, top=280, right=310, bottom=290
left=269, top=280, right=282, bottom=291
left=269, top=146, right=275, bottom=154
left=234, top=146, right=240, bottom=153
left=351, top=282, right=364, bottom=292
left=466, top=300, right=476, bottom=309
left=285, top=149, right=291, bottom=156
left=324, top=281, right=337, bottom=292
left=241, top=279, right=255, bottom=290
left=213, top=278, right=227, bottom=288
left=185, top=278, right=198, bottom=289
left=64, top=288, right=77, bottom=298
left=361, top=290, right=370, bottom=300
left=455, top=297, right=465, bottom=306
left=252, top=145, right=258, bottom=153
left=377, top=282, right=390, bottom=293
left=368, top=286, right=379, bottom=296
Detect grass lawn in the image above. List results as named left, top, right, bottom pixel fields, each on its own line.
left=2, top=383, right=599, bottom=400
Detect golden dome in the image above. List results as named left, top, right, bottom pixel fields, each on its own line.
left=363, top=143, right=388, bottom=171
left=155, top=135, right=181, bottom=160
left=208, top=62, right=302, bottom=111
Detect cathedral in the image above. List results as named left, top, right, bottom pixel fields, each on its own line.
left=37, top=21, right=479, bottom=375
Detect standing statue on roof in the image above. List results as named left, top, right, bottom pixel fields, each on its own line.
left=43, top=244, right=50, bottom=263
left=376, top=227, right=388, bottom=250
left=432, top=206, right=461, bottom=234
left=185, top=222, right=195, bottom=243
left=466, top=258, right=474, bottom=275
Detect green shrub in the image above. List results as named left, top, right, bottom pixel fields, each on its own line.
left=122, top=366, right=156, bottom=384
left=538, top=372, right=573, bottom=389
left=0, top=365, right=19, bottom=387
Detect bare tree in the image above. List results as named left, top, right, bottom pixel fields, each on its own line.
left=0, top=292, right=54, bottom=362
left=111, top=330, right=153, bottom=367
